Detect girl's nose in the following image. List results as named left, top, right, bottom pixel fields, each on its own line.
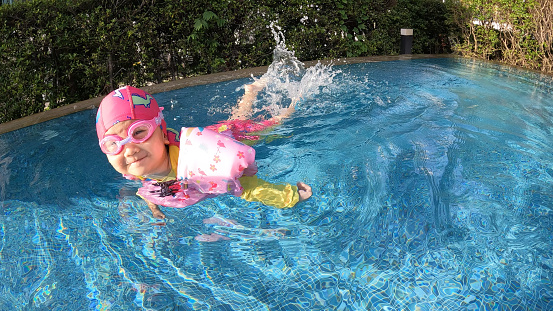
left=123, top=142, right=140, bottom=156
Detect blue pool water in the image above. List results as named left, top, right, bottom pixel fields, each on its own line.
left=1, top=57, right=553, bottom=310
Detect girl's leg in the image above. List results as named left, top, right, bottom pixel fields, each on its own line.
left=230, top=78, right=302, bottom=122
left=230, top=79, right=267, bottom=120
left=271, top=96, right=301, bottom=122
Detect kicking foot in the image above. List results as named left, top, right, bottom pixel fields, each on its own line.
left=230, top=78, right=268, bottom=120
left=297, top=182, right=312, bottom=202
left=244, top=78, right=267, bottom=94
left=194, top=233, right=231, bottom=242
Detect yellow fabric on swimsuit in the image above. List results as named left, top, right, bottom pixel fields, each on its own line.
left=238, top=175, right=299, bottom=208
left=150, top=145, right=299, bottom=208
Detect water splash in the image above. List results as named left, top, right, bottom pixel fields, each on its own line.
left=252, top=23, right=339, bottom=118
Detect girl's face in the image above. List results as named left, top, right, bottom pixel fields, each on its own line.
left=104, top=120, right=171, bottom=177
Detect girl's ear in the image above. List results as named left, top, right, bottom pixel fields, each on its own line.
left=163, top=132, right=170, bottom=145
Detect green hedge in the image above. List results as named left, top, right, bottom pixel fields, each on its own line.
left=0, top=0, right=454, bottom=124
left=446, top=0, right=552, bottom=72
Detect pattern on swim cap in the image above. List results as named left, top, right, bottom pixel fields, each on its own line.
left=113, top=89, right=124, bottom=100
left=131, top=93, right=154, bottom=108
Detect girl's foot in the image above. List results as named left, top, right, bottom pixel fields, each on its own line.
left=230, top=78, right=268, bottom=120
left=244, top=78, right=267, bottom=94
left=194, top=233, right=231, bottom=242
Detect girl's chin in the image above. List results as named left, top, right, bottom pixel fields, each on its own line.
left=126, top=158, right=170, bottom=177
left=127, top=164, right=150, bottom=177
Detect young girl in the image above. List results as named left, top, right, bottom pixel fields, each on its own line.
left=95, top=82, right=311, bottom=219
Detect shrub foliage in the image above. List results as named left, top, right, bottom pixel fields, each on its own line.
left=446, top=0, right=553, bottom=72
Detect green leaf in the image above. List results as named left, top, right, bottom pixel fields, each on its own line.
left=203, top=10, right=216, bottom=21
left=194, top=18, right=206, bottom=30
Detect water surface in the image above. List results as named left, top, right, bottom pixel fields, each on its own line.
left=1, top=57, right=553, bottom=310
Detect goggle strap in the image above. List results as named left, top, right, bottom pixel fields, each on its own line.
left=155, top=111, right=164, bottom=125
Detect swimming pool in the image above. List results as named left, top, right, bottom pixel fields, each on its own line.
left=1, top=55, right=553, bottom=310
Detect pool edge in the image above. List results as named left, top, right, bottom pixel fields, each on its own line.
left=0, top=54, right=455, bottom=135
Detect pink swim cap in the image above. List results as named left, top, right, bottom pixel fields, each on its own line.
left=95, top=85, right=167, bottom=140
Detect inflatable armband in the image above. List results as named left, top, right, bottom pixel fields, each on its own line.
left=177, top=127, right=256, bottom=196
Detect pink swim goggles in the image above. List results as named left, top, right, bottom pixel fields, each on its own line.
left=99, top=111, right=164, bottom=155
